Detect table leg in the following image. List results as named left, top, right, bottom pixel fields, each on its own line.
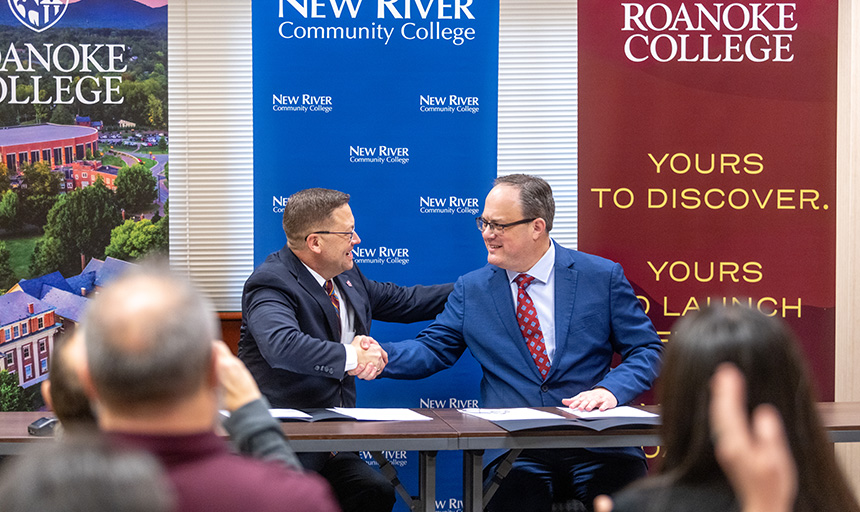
left=418, top=450, right=437, bottom=512
left=462, top=450, right=483, bottom=512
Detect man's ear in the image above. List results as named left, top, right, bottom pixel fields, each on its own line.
left=305, top=233, right=323, bottom=255
left=41, top=380, right=53, bottom=411
left=532, top=218, right=547, bottom=239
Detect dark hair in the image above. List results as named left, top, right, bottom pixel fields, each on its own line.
left=282, top=188, right=350, bottom=248
left=83, top=261, right=218, bottom=409
left=0, top=435, right=174, bottom=512
left=46, top=330, right=97, bottom=432
left=493, top=174, right=555, bottom=231
left=657, top=303, right=858, bottom=512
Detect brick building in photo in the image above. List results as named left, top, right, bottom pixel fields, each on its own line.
left=1, top=257, right=134, bottom=389
left=0, top=293, right=59, bottom=389
left=0, top=123, right=99, bottom=173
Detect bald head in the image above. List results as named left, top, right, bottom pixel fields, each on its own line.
left=82, top=263, right=219, bottom=411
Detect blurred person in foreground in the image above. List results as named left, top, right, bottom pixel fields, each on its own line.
left=0, top=435, right=175, bottom=512
left=79, top=262, right=339, bottom=512
left=603, top=304, right=859, bottom=512
left=41, top=330, right=97, bottom=437
left=42, top=326, right=302, bottom=470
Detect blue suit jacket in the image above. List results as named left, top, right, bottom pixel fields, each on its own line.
left=381, top=242, right=662, bottom=457
left=239, top=245, right=453, bottom=409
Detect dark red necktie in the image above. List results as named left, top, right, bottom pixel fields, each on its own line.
left=324, top=280, right=342, bottom=341
left=324, top=280, right=340, bottom=314
left=514, top=274, right=551, bottom=380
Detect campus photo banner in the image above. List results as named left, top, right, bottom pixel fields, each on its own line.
left=578, top=1, right=838, bottom=399
left=252, top=1, right=499, bottom=509
left=0, top=0, right=168, bottom=401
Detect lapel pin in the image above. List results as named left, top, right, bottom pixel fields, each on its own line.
left=346, top=280, right=353, bottom=287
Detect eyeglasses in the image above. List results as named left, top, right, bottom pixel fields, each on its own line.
left=476, top=217, right=536, bottom=234
left=305, top=230, right=356, bottom=241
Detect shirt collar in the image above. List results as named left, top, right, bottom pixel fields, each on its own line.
left=302, top=262, right=329, bottom=288
left=506, top=240, right=555, bottom=285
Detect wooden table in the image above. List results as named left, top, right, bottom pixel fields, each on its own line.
left=3, top=404, right=860, bottom=512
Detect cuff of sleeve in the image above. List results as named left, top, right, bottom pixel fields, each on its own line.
left=223, top=396, right=274, bottom=438
left=344, top=343, right=357, bottom=372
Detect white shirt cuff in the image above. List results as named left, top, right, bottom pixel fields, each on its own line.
left=344, top=344, right=358, bottom=372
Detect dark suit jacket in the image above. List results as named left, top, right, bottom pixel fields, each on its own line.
left=380, top=242, right=662, bottom=458
left=239, top=245, right=453, bottom=409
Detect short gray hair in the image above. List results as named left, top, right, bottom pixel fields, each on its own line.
left=493, top=174, right=555, bottom=231
left=82, top=260, right=219, bottom=409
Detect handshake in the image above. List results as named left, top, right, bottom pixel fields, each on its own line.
left=347, top=335, right=388, bottom=380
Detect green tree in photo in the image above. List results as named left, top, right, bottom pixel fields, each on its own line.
left=34, top=90, right=51, bottom=123
left=50, top=104, right=75, bottom=125
left=157, top=136, right=168, bottom=151
left=115, top=164, right=157, bottom=214
left=19, top=161, right=62, bottom=228
left=147, top=95, right=164, bottom=128
left=0, top=162, right=10, bottom=193
left=0, top=190, right=19, bottom=232
left=106, top=218, right=167, bottom=261
left=0, top=241, right=15, bottom=290
left=20, top=194, right=57, bottom=230
left=20, top=161, right=61, bottom=197
left=31, top=179, right=122, bottom=276
left=0, top=370, right=36, bottom=412
left=29, top=234, right=67, bottom=277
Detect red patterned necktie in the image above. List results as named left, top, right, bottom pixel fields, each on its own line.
left=324, top=279, right=341, bottom=340
left=324, top=280, right=340, bottom=314
left=514, top=273, right=551, bottom=380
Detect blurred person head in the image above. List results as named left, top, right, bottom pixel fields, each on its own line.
left=479, top=174, right=554, bottom=272
left=656, top=303, right=858, bottom=512
left=80, top=260, right=221, bottom=432
left=282, top=187, right=360, bottom=280
left=0, top=435, right=175, bottom=512
left=41, top=330, right=97, bottom=434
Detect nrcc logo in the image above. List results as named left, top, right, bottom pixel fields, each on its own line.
left=352, top=246, right=410, bottom=266
left=8, top=0, right=69, bottom=33
left=419, top=195, right=479, bottom=215
left=419, top=94, right=480, bottom=114
left=349, top=145, right=409, bottom=165
left=272, top=93, right=333, bottom=113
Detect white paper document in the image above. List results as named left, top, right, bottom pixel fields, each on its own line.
left=559, top=405, right=658, bottom=420
left=458, top=408, right=566, bottom=422
left=330, top=408, right=433, bottom=421
left=221, top=409, right=311, bottom=419
left=269, top=409, right=313, bottom=419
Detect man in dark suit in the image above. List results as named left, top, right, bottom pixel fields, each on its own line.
left=238, top=187, right=453, bottom=512
left=378, top=174, right=663, bottom=512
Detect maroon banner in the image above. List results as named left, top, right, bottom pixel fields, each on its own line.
left=578, top=1, right=838, bottom=399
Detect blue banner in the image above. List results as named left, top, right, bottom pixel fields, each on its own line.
left=252, top=1, right=499, bottom=510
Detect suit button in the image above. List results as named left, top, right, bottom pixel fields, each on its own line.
left=540, top=384, right=549, bottom=393
left=314, top=365, right=321, bottom=371
left=328, top=368, right=334, bottom=374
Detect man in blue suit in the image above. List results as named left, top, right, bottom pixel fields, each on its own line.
left=378, top=174, right=663, bottom=512
left=239, top=187, right=453, bottom=512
